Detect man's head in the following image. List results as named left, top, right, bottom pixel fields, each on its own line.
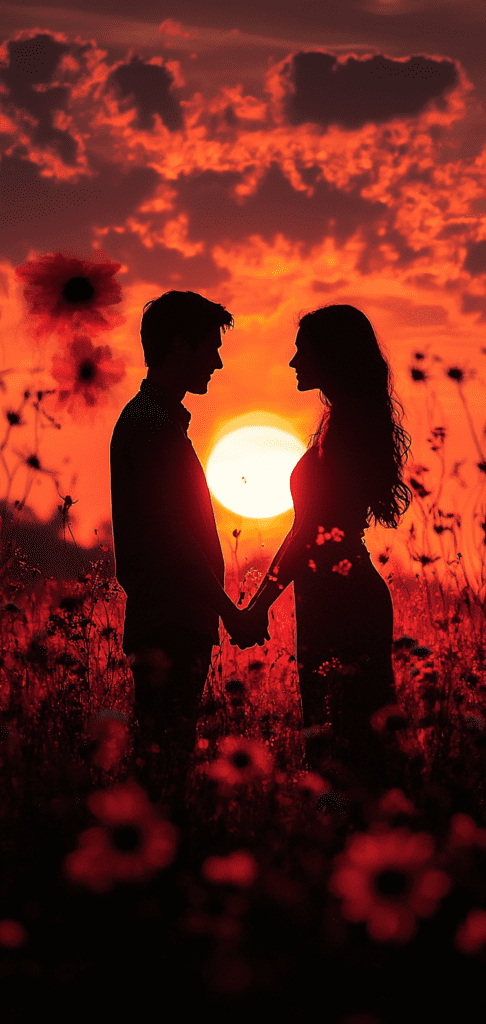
left=141, top=290, right=234, bottom=396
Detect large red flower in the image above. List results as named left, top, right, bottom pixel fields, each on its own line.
left=50, top=334, right=126, bottom=419
left=62, top=779, right=178, bottom=894
left=205, top=734, right=275, bottom=791
left=15, top=251, right=124, bottom=339
left=328, top=822, right=452, bottom=945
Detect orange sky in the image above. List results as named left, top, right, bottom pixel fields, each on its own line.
left=1, top=4, right=486, bottom=593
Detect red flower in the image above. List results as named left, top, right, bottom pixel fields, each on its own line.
left=201, top=849, right=259, bottom=887
left=328, top=823, right=452, bottom=945
left=88, top=710, right=130, bottom=771
left=295, top=769, right=331, bottom=799
left=206, top=734, right=274, bottom=791
left=332, top=559, right=353, bottom=576
left=15, top=251, right=124, bottom=339
left=0, top=919, right=28, bottom=948
left=455, top=908, right=486, bottom=956
left=51, top=334, right=126, bottom=420
left=62, top=779, right=178, bottom=894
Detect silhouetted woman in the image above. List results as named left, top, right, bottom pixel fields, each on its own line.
left=243, top=305, right=413, bottom=792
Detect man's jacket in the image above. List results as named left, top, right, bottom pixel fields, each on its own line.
left=109, top=378, right=225, bottom=654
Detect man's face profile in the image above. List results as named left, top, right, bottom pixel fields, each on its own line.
left=184, top=325, right=223, bottom=394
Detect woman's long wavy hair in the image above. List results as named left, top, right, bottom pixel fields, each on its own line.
left=297, top=304, right=413, bottom=530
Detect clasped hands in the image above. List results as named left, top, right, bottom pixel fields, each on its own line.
left=226, top=594, right=270, bottom=650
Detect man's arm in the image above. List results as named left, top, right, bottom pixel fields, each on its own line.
left=121, top=418, right=241, bottom=635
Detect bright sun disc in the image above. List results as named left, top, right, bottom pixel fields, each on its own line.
left=206, top=426, right=306, bottom=519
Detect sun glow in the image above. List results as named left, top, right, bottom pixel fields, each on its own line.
left=206, top=425, right=306, bottom=519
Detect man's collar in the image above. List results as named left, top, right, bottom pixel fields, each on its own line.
left=139, top=378, right=191, bottom=434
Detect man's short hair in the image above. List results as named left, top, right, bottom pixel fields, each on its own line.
left=140, top=290, right=234, bottom=368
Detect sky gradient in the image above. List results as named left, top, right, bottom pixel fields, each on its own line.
left=1, top=1, right=486, bottom=588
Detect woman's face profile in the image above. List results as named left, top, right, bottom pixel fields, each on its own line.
left=289, top=328, right=337, bottom=401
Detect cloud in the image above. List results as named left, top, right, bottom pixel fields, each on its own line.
left=0, top=31, right=90, bottom=165
left=463, top=238, right=486, bottom=277
left=105, top=54, right=184, bottom=132
left=273, top=51, right=459, bottom=131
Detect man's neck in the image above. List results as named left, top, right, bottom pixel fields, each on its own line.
left=145, top=368, right=186, bottom=405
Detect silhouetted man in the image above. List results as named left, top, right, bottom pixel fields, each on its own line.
left=109, top=290, right=268, bottom=826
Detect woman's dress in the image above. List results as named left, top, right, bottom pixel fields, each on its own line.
left=271, top=438, right=398, bottom=784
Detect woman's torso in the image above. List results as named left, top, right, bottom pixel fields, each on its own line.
left=289, top=441, right=394, bottom=661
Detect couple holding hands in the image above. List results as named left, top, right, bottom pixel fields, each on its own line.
left=110, top=291, right=412, bottom=819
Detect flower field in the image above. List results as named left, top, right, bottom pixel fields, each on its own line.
left=1, top=253, right=486, bottom=1022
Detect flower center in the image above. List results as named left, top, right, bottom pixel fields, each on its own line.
left=111, top=825, right=141, bottom=852
left=232, top=752, right=250, bottom=769
left=78, top=359, right=97, bottom=382
left=62, top=276, right=95, bottom=304
left=375, top=869, right=408, bottom=896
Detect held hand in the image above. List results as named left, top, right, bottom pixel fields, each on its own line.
left=228, top=604, right=270, bottom=650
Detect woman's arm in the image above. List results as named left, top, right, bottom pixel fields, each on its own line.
left=246, top=519, right=316, bottom=615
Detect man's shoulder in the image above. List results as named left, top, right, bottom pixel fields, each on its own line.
left=117, top=390, right=171, bottom=426
left=110, top=393, right=179, bottom=461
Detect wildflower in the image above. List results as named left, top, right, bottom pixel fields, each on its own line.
left=205, top=735, right=274, bottom=790
left=332, top=559, right=352, bottom=576
left=62, top=779, right=178, bottom=894
left=308, top=559, right=317, bottom=572
left=6, top=410, right=22, bottom=427
left=201, top=850, right=258, bottom=887
left=455, top=908, right=486, bottom=956
left=445, top=811, right=486, bottom=851
left=370, top=705, right=408, bottom=736
left=328, top=824, right=452, bottom=944
left=88, top=710, right=130, bottom=771
left=296, top=769, right=331, bottom=800
left=14, top=251, right=124, bottom=339
left=378, top=789, right=417, bottom=820
left=317, top=657, right=343, bottom=677
left=446, top=366, right=464, bottom=383
left=51, top=334, right=126, bottom=419
left=0, top=920, right=28, bottom=949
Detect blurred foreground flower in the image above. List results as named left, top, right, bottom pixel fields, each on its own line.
left=370, top=704, right=408, bottom=736
left=62, top=779, right=178, bottom=894
left=15, top=251, right=124, bottom=339
left=51, top=334, right=126, bottom=419
left=201, top=849, right=259, bottom=887
left=328, top=823, right=452, bottom=945
left=205, top=735, right=274, bottom=791
left=88, top=709, right=130, bottom=771
left=454, top=908, right=486, bottom=956
left=0, top=919, right=28, bottom=949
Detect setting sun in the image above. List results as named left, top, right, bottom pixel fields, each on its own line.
left=206, top=425, right=306, bottom=519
